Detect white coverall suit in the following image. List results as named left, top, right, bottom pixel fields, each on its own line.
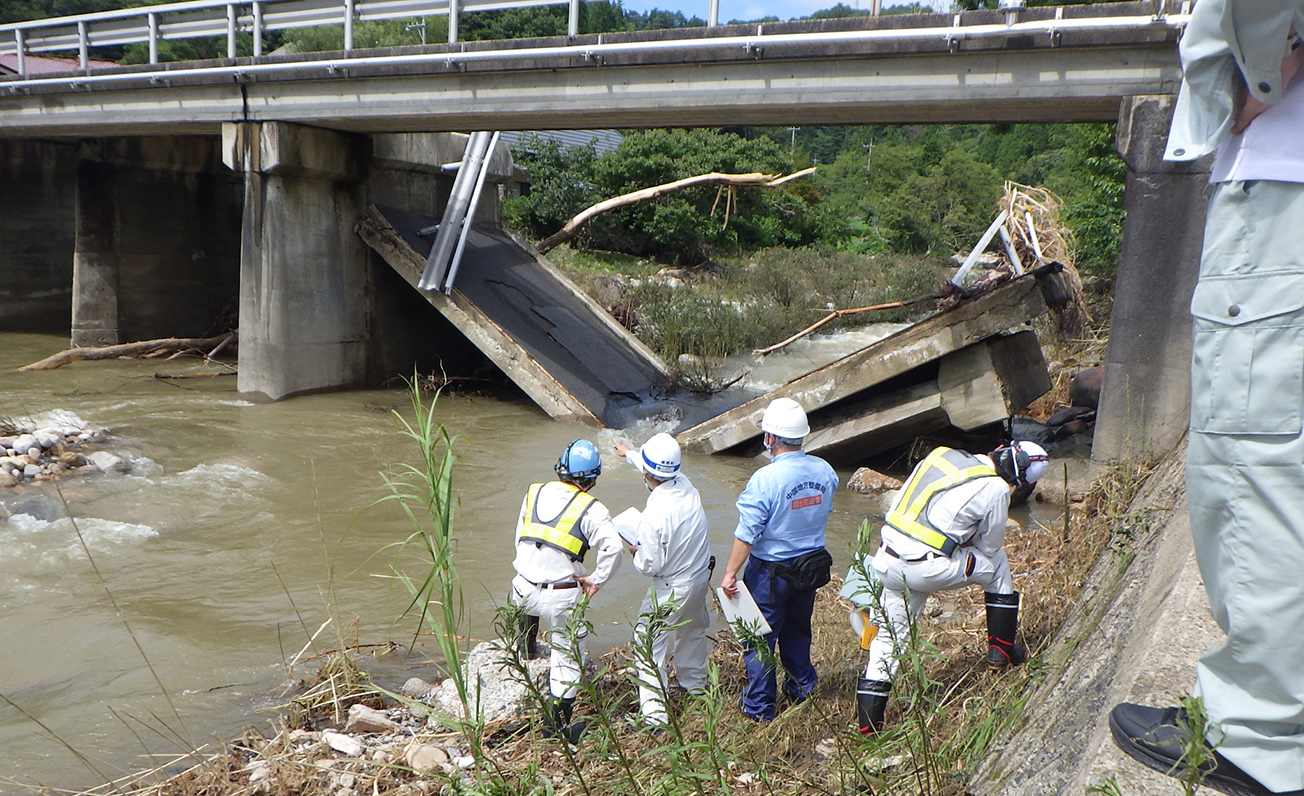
left=863, top=456, right=1012, bottom=682
left=622, top=450, right=712, bottom=724
left=509, top=480, right=622, bottom=700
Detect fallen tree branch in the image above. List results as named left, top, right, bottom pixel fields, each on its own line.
left=17, top=333, right=236, bottom=372
left=536, top=167, right=817, bottom=254
left=753, top=291, right=947, bottom=357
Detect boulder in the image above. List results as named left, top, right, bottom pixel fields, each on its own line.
left=846, top=468, right=903, bottom=496
left=322, top=730, right=364, bottom=757
left=430, top=641, right=548, bottom=724
left=400, top=677, right=435, bottom=698
left=1068, top=366, right=1104, bottom=410
left=0, top=471, right=18, bottom=488
left=88, top=451, right=131, bottom=475
left=11, top=435, right=37, bottom=456
left=403, top=743, right=449, bottom=773
left=344, top=704, right=399, bottom=734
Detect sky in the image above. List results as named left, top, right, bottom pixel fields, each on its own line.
left=617, top=0, right=951, bottom=25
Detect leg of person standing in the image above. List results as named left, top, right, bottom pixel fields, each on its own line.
left=669, top=575, right=711, bottom=694
left=1184, top=180, right=1304, bottom=791
left=741, top=563, right=785, bottom=721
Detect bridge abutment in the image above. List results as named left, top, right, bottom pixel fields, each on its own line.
left=0, top=139, right=76, bottom=333
left=223, top=122, right=373, bottom=401
left=1093, top=95, right=1207, bottom=465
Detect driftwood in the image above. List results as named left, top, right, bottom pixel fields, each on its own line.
left=17, top=333, right=236, bottom=372
left=536, top=167, right=816, bottom=254
left=753, top=290, right=949, bottom=357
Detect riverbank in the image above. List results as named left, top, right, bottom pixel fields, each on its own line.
left=95, top=441, right=1145, bottom=796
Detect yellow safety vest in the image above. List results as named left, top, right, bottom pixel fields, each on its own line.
left=884, top=447, right=998, bottom=556
left=519, top=482, right=597, bottom=561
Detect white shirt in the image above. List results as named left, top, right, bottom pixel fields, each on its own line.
left=621, top=453, right=711, bottom=584
left=879, top=455, right=1011, bottom=560
left=512, top=480, right=623, bottom=586
left=1210, top=75, right=1304, bottom=183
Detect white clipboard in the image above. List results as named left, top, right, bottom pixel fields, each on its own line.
left=716, top=582, right=772, bottom=637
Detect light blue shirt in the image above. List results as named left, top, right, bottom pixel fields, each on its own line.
left=1166, top=0, right=1304, bottom=162
left=733, top=450, right=838, bottom=562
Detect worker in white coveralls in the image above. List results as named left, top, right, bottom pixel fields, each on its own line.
left=844, top=441, right=1047, bottom=734
left=612, top=433, right=712, bottom=728
left=1109, top=2, right=1304, bottom=795
left=509, top=439, right=622, bottom=744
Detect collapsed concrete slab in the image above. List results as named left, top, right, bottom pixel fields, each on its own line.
left=357, top=205, right=671, bottom=428
left=677, top=266, right=1066, bottom=459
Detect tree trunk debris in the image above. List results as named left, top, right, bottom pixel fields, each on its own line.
left=536, top=167, right=816, bottom=254
left=17, top=333, right=237, bottom=372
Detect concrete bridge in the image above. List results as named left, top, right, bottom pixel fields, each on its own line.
left=0, top=1, right=1205, bottom=463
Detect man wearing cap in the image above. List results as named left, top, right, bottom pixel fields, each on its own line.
left=509, top=439, right=623, bottom=744
left=721, top=397, right=839, bottom=723
left=613, top=432, right=712, bottom=727
left=848, top=441, right=1048, bottom=734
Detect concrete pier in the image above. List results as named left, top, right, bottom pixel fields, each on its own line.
left=1092, top=95, right=1208, bottom=466
left=0, top=139, right=75, bottom=332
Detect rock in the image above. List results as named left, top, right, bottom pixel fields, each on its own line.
left=322, top=730, right=364, bottom=757
left=846, top=468, right=903, bottom=495
left=345, top=704, right=399, bottom=734
left=24, top=452, right=41, bottom=467
left=1069, top=366, right=1104, bottom=410
left=430, top=641, right=548, bottom=724
left=23, top=464, right=41, bottom=479
left=400, top=677, right=434, bottom=698
left=35, top=431, right=61, bottom=450
left=452, top=755, right=475, bottom=770
left=590, top=274, right=626, bottom=307
left=87, top=451, right=131, bottom=475
left=403, top=743, right=449, bottom=773
left=289, top=729, right=320, bottom=745
left=11, top=435, right=38, bottom=456
left=0, top=471, right=17, bottom=488
left=59, top=451, right=86, bottom=468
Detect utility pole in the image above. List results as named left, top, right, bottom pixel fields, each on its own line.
left=788, top=127, right=799, bottom=156
left=406, top=18, right=427, bottom=45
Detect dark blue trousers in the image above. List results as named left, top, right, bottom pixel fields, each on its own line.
left=741, top=560, right=818, bottom=721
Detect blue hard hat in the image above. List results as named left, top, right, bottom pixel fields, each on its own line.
left=555, top=439, right=602, bottom=481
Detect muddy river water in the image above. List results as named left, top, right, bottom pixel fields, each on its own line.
left=0, top=329, right=1060, bottom=793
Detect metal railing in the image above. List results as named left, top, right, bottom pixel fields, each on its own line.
left=0, top=0, right=677, bottom=73
left=0, top=0, right=1184, bottom=81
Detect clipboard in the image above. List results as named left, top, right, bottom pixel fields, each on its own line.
left=716, top=582, right=772, bottom=637
left=612, top=507, right=642, bottom=547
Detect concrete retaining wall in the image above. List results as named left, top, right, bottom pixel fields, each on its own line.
left=0, top=138, right=76, bottom=332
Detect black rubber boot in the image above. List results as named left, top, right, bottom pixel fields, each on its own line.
left=543, top=697, right=587, bottom=745
left=985, top=591, right=1027, bottom=670
left=856, top=677, right=891, bottom=734
left=516, top=613, right=543, bottom=660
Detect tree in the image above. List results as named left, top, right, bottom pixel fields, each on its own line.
left=502, top=134, right=602, bottom=241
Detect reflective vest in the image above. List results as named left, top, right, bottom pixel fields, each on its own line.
left=519, top=482, right=597, bottom=561
left=884, top=447, right=998, bottom=556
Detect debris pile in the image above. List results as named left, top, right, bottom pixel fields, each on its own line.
left=0, top=420, right=104, bottom=488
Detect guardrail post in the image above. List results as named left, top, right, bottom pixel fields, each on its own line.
left=568, top=0, right=579, bottom=36
left=227, top=4, right=237, bottom=58
left=448, top=0, right=459, bottom=44
left=708, top=0, right=718, bottom=26
left=77, top=20, right=88, bottom=69
left=252, top=2, right=263, bottom=57
left=344, top=0, right=355, bottom=52
left=148, top=12, right=159, bottom=64
left=14, top=30, right=25, bottom=76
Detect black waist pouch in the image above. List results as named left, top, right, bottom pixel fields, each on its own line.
left=779, top=547, right=833, bottom=592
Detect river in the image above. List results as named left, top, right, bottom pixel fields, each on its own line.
left=0, top=327, right=1063, bottom=794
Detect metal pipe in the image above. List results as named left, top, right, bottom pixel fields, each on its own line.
left=448, top=0, right=458, bottom=44
left=419, top=130, right=494, bottom=291
left=344, top=0, right=355, bottom=51
left=14, top=30, right=24, bottom=76
left=227, top=3, right=236, bottom=58
left=77, top=20, right=88, bottom=69
left=0, top=13, right=1190, bottom=89
left=708, top=0, right=718, bottom=27
left=252, top=1, right=263, bottom=57
left=149, top=12, right=159, bottom=64
left=567, top=0, right=578, bottom=37
left=444, top=130, right=500, bottom=293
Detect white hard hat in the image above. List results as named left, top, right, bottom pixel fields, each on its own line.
left=993, top=440, right=1050, bottom=486
left=638, top=432, right=681, bottom=480
left=758, top=397, right=810, bottom=439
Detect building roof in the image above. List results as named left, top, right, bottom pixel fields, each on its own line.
left=0, top=53, right=118, bottom=75
left=500, top=130, right=624, bottom=155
